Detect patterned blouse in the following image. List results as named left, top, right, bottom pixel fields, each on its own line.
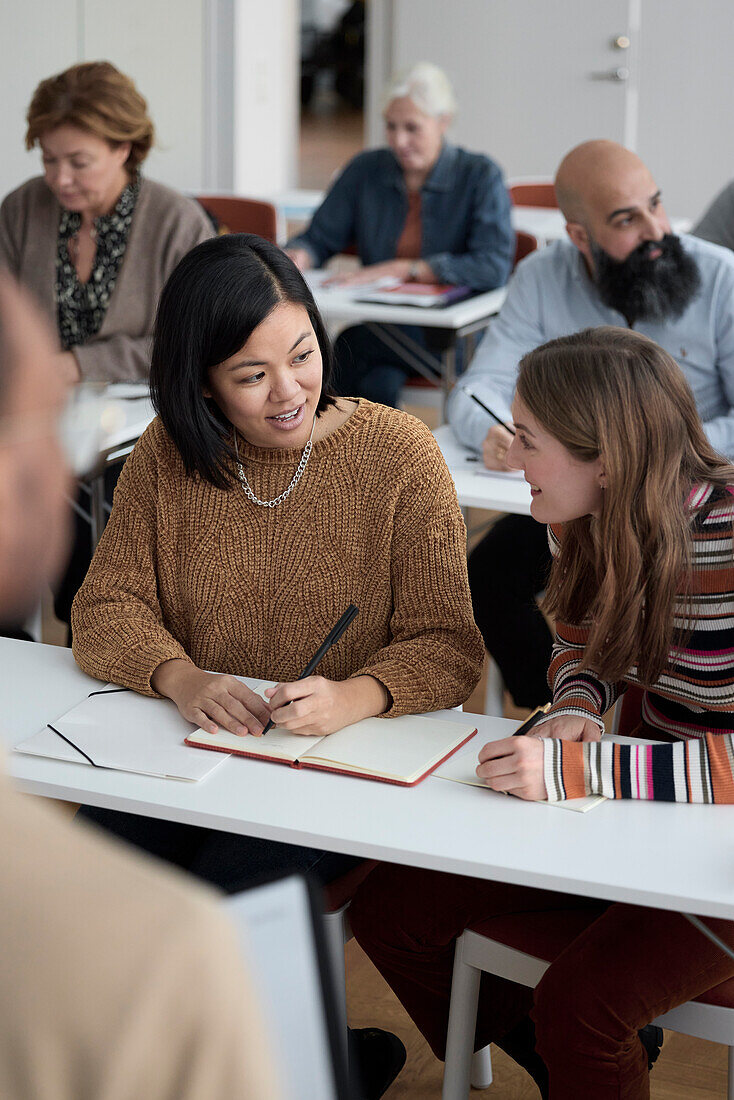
left=56, top=174, right=141, bottom=350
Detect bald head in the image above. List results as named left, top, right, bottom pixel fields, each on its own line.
left=552, top=139, right=671, bottom=279
left=555, top=141, right=655, bottom=225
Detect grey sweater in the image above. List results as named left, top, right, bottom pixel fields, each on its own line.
left=693, top=180, right=734, bottom=254
left=0, top=176, right=213, bottom=381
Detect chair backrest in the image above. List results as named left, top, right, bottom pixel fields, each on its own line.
left=615, top=684, right=646, bottom=735
left=509, top=182, right=557, bottom=209
left=514, top=230, right=538, bottom=268
left=196, top=195, right=278, bottom=243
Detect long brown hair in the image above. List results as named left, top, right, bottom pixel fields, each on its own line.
left=26, top=62, right=154, bottom=170
left=516, top=327, right=734, bottom=684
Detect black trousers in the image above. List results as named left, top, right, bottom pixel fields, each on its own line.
left=77, top=805, right=360, bottom=895
left=468, top=514, right=553, bottom=709
left=334, top=324, right=417, bottom=407
left=334, top=323, right=464, bottom=409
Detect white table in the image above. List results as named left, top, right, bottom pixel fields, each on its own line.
left=433, top=424, right=531, bottom=514
left=4, top=638, right=734, bottom=920
left=307, top=272, right=506, bottom=398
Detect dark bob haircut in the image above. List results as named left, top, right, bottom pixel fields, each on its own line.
left=150, top=233, right=337, bottom=488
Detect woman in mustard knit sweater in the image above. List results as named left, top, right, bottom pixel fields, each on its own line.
left=71, top=232, right=482, bottom=884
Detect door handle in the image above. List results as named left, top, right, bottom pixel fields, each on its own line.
left=589, top=67, right=629, bottom=82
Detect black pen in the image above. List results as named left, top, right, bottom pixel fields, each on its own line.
left=261, top=604, right=360, bottom=734
left=461, top=387, right=516, bottom=435
left=512, top=703, right=551, bottom=737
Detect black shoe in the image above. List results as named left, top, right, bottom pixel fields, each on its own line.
left=349, top=1027, right=407, bottom=1099
left=638, top=1024, right=664, bottom=1070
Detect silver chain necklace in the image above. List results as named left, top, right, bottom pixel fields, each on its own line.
left=233, top=416, right=316, bottom=507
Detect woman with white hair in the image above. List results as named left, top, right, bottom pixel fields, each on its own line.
left=286, top=62, right=513, bottom=406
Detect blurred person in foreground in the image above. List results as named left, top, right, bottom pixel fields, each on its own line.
left=0, top=275, right=279, bottom=1100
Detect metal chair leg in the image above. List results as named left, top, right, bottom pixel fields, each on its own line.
left=470, top=1044, right=493, bottom=1089
left=443, top=939, right=481, bottom=1099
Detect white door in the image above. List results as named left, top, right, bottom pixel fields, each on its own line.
left=367, top=0, right=636, bottom=180
left=635, top=0, right=734, bottom=221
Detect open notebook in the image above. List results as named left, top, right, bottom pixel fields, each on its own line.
left=187, top=680, right=477, bottom=786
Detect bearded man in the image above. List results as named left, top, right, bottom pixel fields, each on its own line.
left=449, top=140, right=734, bottom=711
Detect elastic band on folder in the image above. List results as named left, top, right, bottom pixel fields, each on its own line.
left=46, top=724, right=98, bottom=767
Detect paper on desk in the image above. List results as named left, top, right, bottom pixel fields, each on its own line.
left=474, top=467, right=525, bottom=480
left=105, top=382, right=151, bottom=400
left=433, top=739, right=606, bottom=812
left=16, top=687, right=227, bottom=781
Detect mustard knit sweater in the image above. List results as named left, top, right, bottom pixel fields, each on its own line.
left=72, top=401, right=483, bottom=716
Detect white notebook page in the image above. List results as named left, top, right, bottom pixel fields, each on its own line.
left=301, top=715, right=476, bottom=780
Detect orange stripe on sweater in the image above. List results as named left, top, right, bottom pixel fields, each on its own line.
left=559, top=742, right=588, bottom=799
left=705, top=733, right=734, bottom=804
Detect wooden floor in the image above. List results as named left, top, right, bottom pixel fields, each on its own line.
left=299, top=93, right=363, bottom=190
left=346, top=932, right=730, bottom=1098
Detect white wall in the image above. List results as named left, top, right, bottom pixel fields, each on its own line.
left=0, top=1, right=78, bottom=196
left=232, top=0, right=299, bottom=195
left=0, top=0, right=300, bottom=202
left=83, top=0, right=207, bottom=192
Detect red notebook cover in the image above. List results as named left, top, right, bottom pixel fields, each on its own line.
left=184, top=727, right=477, bottom=787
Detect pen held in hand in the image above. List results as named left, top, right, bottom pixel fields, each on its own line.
left=261, top=604, right=360, bottom=734
left=512, top=703, right=552, bottom=737
left=461, top=387, right=516, bottom=436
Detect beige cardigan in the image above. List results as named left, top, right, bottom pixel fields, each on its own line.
left=0, top=759, right=280, bottom=1099
left=0, top=176, right=213, bottom=381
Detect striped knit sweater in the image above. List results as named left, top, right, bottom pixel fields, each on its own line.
left=540, top=483, right=734, bottom=803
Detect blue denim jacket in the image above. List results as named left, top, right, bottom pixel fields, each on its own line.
left=287, top=143, right=513, bottom=290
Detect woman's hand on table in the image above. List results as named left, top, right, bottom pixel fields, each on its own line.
left=324, top=258, right=434, bottom=288
left=476, top=736, right=547, bottom=801
left=265, top=674, right=388, bottom=736
left=527, top=715, right=603, bottom=742
left=151, top=660, right=272, bottom=737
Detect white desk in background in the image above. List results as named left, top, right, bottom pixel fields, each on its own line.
left=3, top=637, right=734, bottom=921
left=269, top=188, right=691, bottom=248
left=511, top=207, right=691, bottom=248
left=306, top=271, right=507, bottom=397
left=433, top=423, right=531, bottom=515
left=78, top=384, right=155, bottom=548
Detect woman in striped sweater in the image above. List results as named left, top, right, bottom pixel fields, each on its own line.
left=350, top=327, right=734, bottom=1099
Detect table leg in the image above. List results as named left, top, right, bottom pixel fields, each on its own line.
left=90, top=472, right=106, bottom=552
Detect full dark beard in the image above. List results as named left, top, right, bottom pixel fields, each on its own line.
left=591, top=234, right=702, bottom=325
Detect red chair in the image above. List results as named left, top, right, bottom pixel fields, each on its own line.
left=509, top=181, right=557, bottom=208
left=513, top=229, right=538, bottom=267
left=442, top=898, right=734, bottom=1097
left=196, top=195, right=278, bottom=243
